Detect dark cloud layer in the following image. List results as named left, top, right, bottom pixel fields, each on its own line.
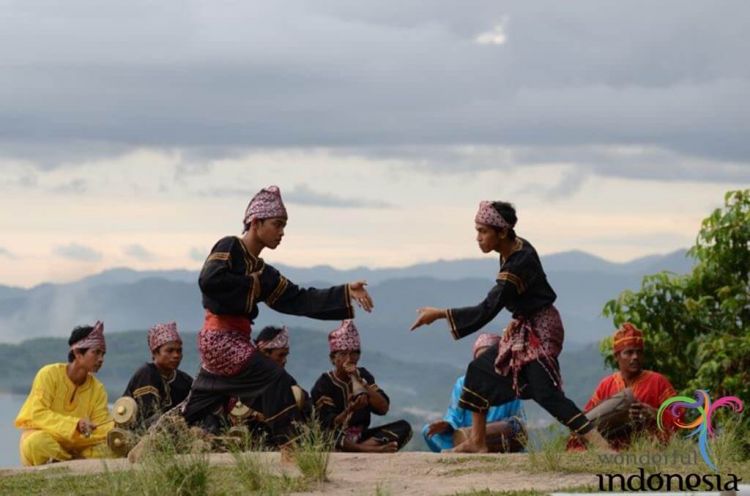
left=1, top=0, right=748, bottom=179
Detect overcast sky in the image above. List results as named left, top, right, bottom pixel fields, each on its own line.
left=1, top=1, right=748, bottom=287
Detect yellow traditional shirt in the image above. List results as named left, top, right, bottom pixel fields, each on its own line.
left=15, top=363, right=112, bottom=452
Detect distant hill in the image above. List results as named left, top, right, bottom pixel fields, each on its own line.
left=0, top=249, right=694, bottom=368
left=19, top=248, right=692, bottom=288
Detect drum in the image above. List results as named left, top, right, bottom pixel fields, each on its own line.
left=585, top=387, right=635, bottom=439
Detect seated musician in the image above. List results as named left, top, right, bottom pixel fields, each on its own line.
left=423, top=333, right=526, bottom=452
left=311, top=320, right=412, bottom=452
left=15, top=322, right=113, bottom=466
left=569, top=323, right=680, bottom=450
left=123, top=322, right=193, bottom=429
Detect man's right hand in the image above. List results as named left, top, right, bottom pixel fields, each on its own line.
left=77, top=418, right=96, bottom=437
left=426, top=420, right=451, bottom=437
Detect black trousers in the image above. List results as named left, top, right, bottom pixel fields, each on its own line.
left=362, top=419, right=413, bottom=451
left=182, top=352, right=304, bottom=446
left=461, top=346, right=593, bottom=435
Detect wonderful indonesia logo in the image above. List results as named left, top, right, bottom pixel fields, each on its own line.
left=596, top=390, right=745, bottom=492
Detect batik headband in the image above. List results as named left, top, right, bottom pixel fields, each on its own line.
left=243, top=185, right=287, bottom=231
left=257, top=326, right=290, bottom=351
left=70, top=320, right=106, bottom=353
left=148, top=321, right=182, bottom=352
left=328, top=320, right=361, bottom=352
left=474, top=201, right=510, bottom=230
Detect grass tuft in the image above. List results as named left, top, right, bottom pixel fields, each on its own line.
left=289, top=416, right=335, bottom=482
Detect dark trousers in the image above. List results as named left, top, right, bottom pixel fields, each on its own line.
left=362, top=419, right=413, bottom=451
left=182, top=352, right=304, bottom=445
left=461, top=346, right=593, bottom=435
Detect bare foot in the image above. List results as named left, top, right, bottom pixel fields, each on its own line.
left=357, top=441, right=398, bottom=453
left=374, top=442, right=398, bottom=453
left=446, top=438, right=489, bottom=453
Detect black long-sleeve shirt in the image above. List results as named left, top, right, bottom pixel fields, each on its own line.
left=123, top=363, right=193, bottom=428
left=199, top=236, right=353, bottom=322
left=447, top=238, right=556, bottom=339
left=311, top=367, right=389, bottom=448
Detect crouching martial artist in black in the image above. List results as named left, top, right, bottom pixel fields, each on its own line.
left=181, top=185, right=373, bottom=447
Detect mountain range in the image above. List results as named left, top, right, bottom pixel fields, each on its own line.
left=0, top=249, right=693, bottom=369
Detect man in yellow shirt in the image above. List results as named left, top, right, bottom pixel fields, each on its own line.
left=15, top=321, right=113, bottom=466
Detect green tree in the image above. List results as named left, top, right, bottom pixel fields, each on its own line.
left=602, top=189, right=750, bottom=407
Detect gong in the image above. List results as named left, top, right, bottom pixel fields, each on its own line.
left=112, top=396, right=139, bottom=426
left=107, top=428, right=138, bottom=457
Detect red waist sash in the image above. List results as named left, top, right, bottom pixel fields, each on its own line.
left=203, top=310, right=251, bottom=336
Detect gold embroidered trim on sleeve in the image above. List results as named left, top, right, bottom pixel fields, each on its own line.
left=265, top=276, right=289, bottom=307
left=574, top=419, right=594, bottom=434
left=497, top=271, right=526, bottom=293
left=132, top=386, right=160, bottom=399
left=315, top=396, right=336, bottom=409
left=206, top=252, right=230, bottom=263
left=344, top=283, right=353, bottom=318
left=447, top=309, right=459, bottom=340
left=566, top=412, right=585, bottom=426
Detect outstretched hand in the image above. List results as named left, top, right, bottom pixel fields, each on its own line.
left=410, top=307, right=447, bottom=331
left=348, top=280, right=374, bottom=313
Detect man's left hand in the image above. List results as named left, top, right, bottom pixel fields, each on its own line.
left=629, top=402, right=656, bottom=424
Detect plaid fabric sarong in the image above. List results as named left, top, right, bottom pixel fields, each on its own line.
left=495, top=305, right=564, bottom=394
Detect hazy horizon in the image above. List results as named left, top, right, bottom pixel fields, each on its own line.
left=0, top=245, right=690, bottom=289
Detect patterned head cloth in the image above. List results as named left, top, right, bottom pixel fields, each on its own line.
left=243, top=185, right=287, bottom=231
left=328, top=320, right=361, bottom=352
left=148, top=321, right=182, bottom=353
left=472, top=332, right=501, bottom=358
left=613, top=322, right=645, bottom=354
left=474, top=201, right=510, bottom=230
left=70, top=320, right=106, bottom=353
left=257, top=326, right=290, bottom=351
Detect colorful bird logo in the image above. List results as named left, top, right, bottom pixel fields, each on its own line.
left=657, top=390, right=744, bottom=471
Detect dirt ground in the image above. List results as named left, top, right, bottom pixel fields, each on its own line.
left=0, top=452, right=598, bottom=495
